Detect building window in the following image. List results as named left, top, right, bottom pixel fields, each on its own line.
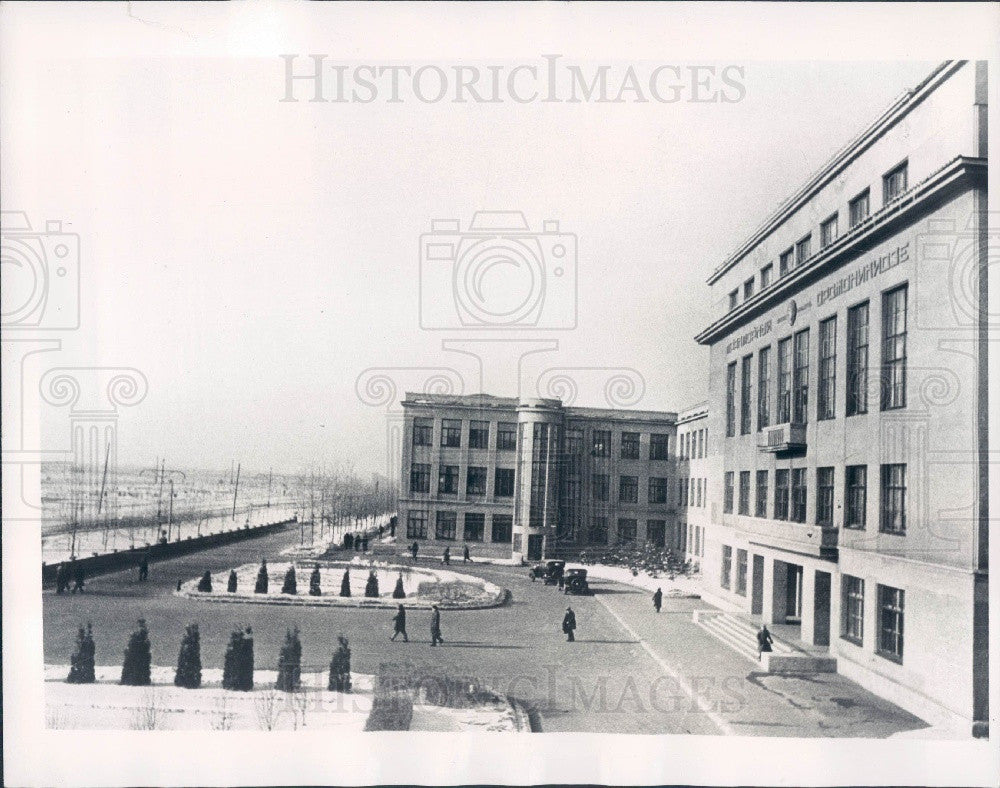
left=755, top=470, right=768, bottom=518
left=648, top=477, right=669, bottom=505
left=744, top=277, right=755, bottom=300
left=440, top=419, right=462, bottom=447
left=617, top=518, right=637, bottom=544
left=883, top=160, right=908, bottom=205
left=841, top=575, right=865, bottom=644
left=647, top=519, right=666, bottom=546
left=621, top=431, right=640, bottom=459
left=462, top=512, right=485, bottom=542
left=880, top=464, right=906, bottom=534
left=721, top=545, right=733, bottom=589
left=847, top=301, right=869, bottom=416
left=435, top=511, right=457, bottom=541
left=738, top=471, right=751, bottom=515
left=723, top=471, right=734, bottom=514
left=593, top=473, right=609, bottom=502
left=845, top=465, right=867, bottom=529
left=726, top=362, right=737, bottom=437
left=406, top=510, right=427, bottom=539
left=497, top=422, right=517, bottom=451
left=589, top=516, right=608, bottom=545
left=491, top=514, right=512, bottom=543
left=698, top=477, right=704, bottom=507
left=774, top=469, right=790, bottom=521
left=817, top=317, right=837, bottom=420
left=650, top=433, right=669, bottom=460
left=740, top=355, right=752, bottom=435
left=777, top=337, right=792, bottom=424
left=699, top=428, right=706, bottom=458
left=619, top=475, right=638, bottom=504
left=468, top=420, right=489, bottom=449
left=791, top=468, right=808, bottom=523
left=729, top=289, right=739, bottom=310
left=735, top=549, right=748, bottom=596
left=494, top=467, right=515, bottom=497
left=821, top=213, right=839, bottom=248
left=792, top=329, right=810, bottom=424
left=412, top=418, right=433, bottom=447
left=849, top=189, right=870, bottom=228
left=816, top=467, right=835, bottom=526
left=795, top=234, right=812, bottom=268
left=757, top=346, right=771, bottom=430
left=466, top=466, right=487, bottom=496
left=409, top=463, right=430, bottom=494
left=761, top=263, right=773, bottom=289
left=779, top=247, right=794, bottom=277
left=881, top=284, right=908, bottom=411
left=438, top=465, right=459, bottom=495
left=877, top=585, right=905, bottom=661
left=592, top=430, right=611, bottom=457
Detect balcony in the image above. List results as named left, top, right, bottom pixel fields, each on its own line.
left=758, top=423, right=807, bottom=453
left=736, top=517, right=838, bottom=559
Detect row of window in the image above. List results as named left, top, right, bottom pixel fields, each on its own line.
left=725, top=283, right=908, bottom=436
left=587, top=517, right=669, bottom=546
left=679, top=477, right=707, bottom=509
left=406, top=510, right=513, bottom=543
left=727, top=161, right=909, bottom=311
left=842, top=576, right=905, bottom=662
left=676, top=522, right=705, bottom=558
left=413, top=418, right=518, bottom=450
left=410, top=464, right=516, bottom=497
left=719, top=545, right=750, bottom=597
left=722, top=463, right=906, bottom=533
left=678, top=427, right=708, bottom=460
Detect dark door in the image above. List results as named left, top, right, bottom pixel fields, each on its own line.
left=785, top=564, right=803, bottom=623
left=527, top=534, right=544, bottom=561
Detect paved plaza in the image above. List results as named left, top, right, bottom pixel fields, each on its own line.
left=43, top=528, right=927, bottom=736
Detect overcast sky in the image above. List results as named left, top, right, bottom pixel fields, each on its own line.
left=1, top=4, right=947, bottom=477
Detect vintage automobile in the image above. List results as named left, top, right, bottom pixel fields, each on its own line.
left=528, top=559, right=566, bottom=584
left=563, top=567, right=592, bottom=595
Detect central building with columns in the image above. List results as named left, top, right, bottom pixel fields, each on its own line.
left=397, top=392, right=677, bottom=561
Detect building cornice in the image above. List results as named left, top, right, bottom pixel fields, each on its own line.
left=695, top=155, right=986, bottom=346
left=705, top=60, right=965, bottom=287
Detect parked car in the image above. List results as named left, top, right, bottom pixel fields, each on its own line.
left=563, top=567, right=591, bottom=595
left=529, top=560, right=566, bottom=584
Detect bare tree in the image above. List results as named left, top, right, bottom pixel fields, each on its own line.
left=211, top=695, right=235, bottom=731
left=130, top=688, right=164, bottom=730
left=253, top=688, right=281, bottom=731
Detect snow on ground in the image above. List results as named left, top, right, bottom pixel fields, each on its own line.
left=409, top=700, right=520, bottom=732
left=577, top=564, right=702, bottom=598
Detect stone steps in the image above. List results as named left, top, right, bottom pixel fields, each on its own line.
left=693, top=610, right=837, bottom=673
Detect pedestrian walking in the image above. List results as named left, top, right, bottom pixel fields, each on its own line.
left=71, top=560, right=85, bottom=594
left=55, top=561, right=69, bottom=594
left=379, top=524, right=385, bottom=539
left=138, top=551, right=149, bottom=582
left=652, top=587, right=663, bottom=613
left=562, top=606, right=577, bottom=642
left=391, top=604, right=408, bottom=642
left=756, top=624, right=774, bottom=661
left=442, top=546, right=450, bottom=566
left=411, top=541, right=419, bottom=561
left=430, top=604, right=444, bottom=646
left=463, top=545, right=470, bottom=564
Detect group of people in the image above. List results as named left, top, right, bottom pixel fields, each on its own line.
left=54, top=560, right=86, bottom=594
left=388, top=603, right=444, bottom=646
left=407, top=543, right=473, bottom=565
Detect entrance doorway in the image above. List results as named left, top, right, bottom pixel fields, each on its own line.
left=527, top=534, right=544, bottom=561
left=785, top=563, right=803, bottom=623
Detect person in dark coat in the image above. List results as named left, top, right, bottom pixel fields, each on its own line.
left=71, top=560, right=85, bottom=594
left=379, top=525, right=384, bottom=539
left=756, top=624, right=774, bottom=661
left=430, top=604, right=444, bottom=646
left=55, top=562, right=70, bottom=594
left=463, top=545, right=470, bottom=564
left=652, top=587, right=663, bottom=613
left=441, top=546, right=450, bottom=566
left=344, top=533, right=354, bottom=550
left=562, top=606, right=577, bottom=642
left=411, top=541, right=419, bottom=561
left=391, top=604, right=408, bottom=642
left=138, top=551, right=149, bottom=582
left=362, top=536, right=369, bottom=553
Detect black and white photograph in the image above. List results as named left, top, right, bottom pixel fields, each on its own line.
left=1, top=2, right=997, bottom=786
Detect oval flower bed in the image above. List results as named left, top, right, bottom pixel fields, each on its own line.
left=177, top=559, right=509, bottom=610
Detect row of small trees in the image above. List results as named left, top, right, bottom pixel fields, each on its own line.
left=196, top=562, right=407, bottom=599
left=66, top=620, right=352, bottom=693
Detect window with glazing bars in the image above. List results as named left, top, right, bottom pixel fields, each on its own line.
left=791, top=468, right=808, bottom=523
left=774, top=469, right=790, bottom=520
left=816, top=467, right=834, bottom=525
left=818, top=317, right=837, bottom=420
left=723, top=471, right=734, bottom=513
left=880, top=464, right=906, bottom=534
left=738, top=471, right=751, bottom=515
left=792, top=329, right=809, bottom=424
left=845, top=465, right=867, bottom=529
left=881, top=285, right=907, bottom=410
left=757, top=346, right=771, bottom=429
left=755, top=470, right=768, bottom=517
left=847, top=301, right=869, bottom=415
left=777, top=338, right=792, bottom=424
left=726, top=362, right=737, bottom=437
left=842, top=575, right=864, bottom=643
left=740, top=355, right=752, bottom=434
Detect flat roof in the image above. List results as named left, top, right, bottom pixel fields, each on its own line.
left=401, top=392, right=676, bottom=422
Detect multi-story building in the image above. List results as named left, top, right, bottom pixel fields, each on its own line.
left=675, top=402, right=710, bottom=567
left=694, top=60, right=988, bottom=735
left=398, top=393, right=677, bottom=561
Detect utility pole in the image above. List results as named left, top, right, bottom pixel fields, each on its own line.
left=167, top=479, right=174, bottom=541
left=267, top=468, right=272, bottom=509
left=231, top=462, right=241, bottom=520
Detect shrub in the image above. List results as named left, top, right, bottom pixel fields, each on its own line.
left=339, top=569, right=351, bottom=597
left=66, top=623, right=95, bottom=684
left=392, top=575, right=406, bottom=599
left=309, top=565, right=321, bottom=596
left=227, top=570, right=238, bottom=593
left=275, top=627, right=302, bottom=692
left=281, top=565, right=297, bottom=595
left=328, top=635, right=351, bottom=692
left=364, top=692, right=413, bottom=731
left=120, top=619, right=152, bottom=686
left=364, top=571, right=379, bottom=598
left=222, top=626, right=254, bottom=691
left=197, top=571, right=213, bottom=592
left=254, top=560, right=269, bottom=594
left=174, top=623, right=202, bottom=689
